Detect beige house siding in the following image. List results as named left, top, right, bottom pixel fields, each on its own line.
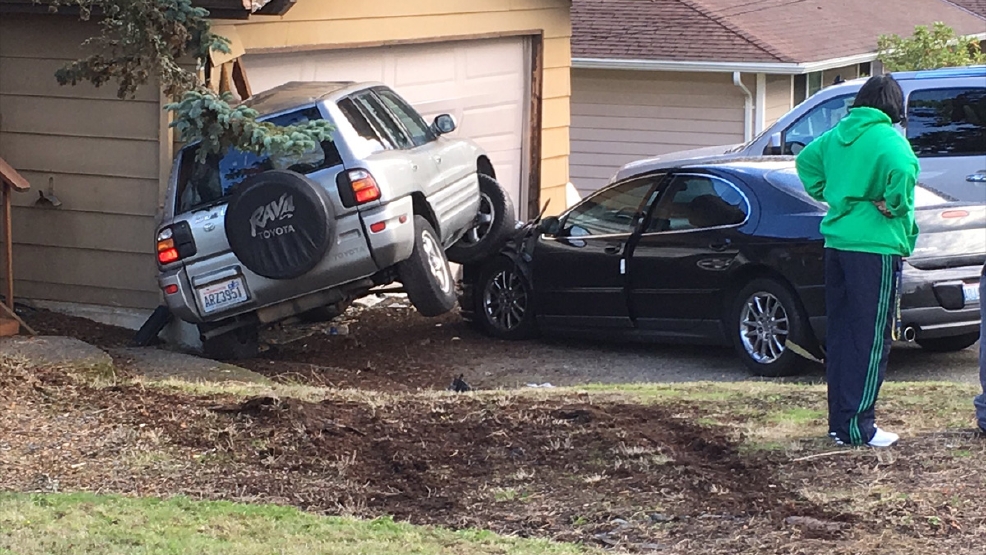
left=0, top=15, right=164, bottom=308
left=0, top=1, right=572, bottom=310
left=570, top=69, right=745, bottom=194
left=764, top=74, right=792, bottom=129
left=222, top=0, right=572, bottom=214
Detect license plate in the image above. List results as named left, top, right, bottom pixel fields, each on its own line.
left=963, top=282, right=980, bottom=304
left=197, top=278, right=248, bottom=314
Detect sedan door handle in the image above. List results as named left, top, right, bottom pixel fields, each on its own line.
left=604, top=245, right=623, bottom=255
left=709, top=238, right=732, bottom=252
left=966, top=172, right=986, bottom=183
left=411, top=163, right=418, bottom=172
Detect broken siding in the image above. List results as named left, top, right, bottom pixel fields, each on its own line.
left=570, top=69, right=745, bottom=194
left=0, top=15, right=163, bottom=308
left=224, top=0, right=572, bottom=213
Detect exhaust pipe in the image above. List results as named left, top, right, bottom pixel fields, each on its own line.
left=903, top=326, right=917, bottom=342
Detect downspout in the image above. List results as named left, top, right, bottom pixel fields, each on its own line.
left=755, top=73, right=767, bottom=134
left=733, top=71, right=753, bottom=142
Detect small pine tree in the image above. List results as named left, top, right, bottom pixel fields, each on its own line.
left=877, top=22, right=986, bottom=72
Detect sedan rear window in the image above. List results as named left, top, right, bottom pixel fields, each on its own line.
left=175, top=108, right=342, bottom=214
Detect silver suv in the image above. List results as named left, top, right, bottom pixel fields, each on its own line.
left=614, top=66, right=986, bottom=203
left=156, top=82, right=514, bottom=358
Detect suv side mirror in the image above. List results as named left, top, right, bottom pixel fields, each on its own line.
left=538, top=216, right=561, bottom=236
left=432, top=114, right=457, bottom=135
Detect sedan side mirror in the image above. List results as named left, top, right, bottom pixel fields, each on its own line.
left=538, top=216, right=561, bottom=236
left=432, top=114, right=457, bottom=135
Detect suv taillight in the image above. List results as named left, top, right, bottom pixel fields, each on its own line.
left=156, top=222, right=196, bottom=265
left=348, top=169, right=381, bottom=204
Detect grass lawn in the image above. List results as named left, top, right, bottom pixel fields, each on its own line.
left=0, top=493, right=591, bottom=555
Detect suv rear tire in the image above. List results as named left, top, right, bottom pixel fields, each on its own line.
left=200, top=326, right=260, bottom=360
left=399, top=216, right=457, bottom=317
left=446, top=174, right=515, bottom=265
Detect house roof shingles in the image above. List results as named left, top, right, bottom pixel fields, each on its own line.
left=945, top=0, right=986, bottom=17
left=573, top=0, right=986, bottom=64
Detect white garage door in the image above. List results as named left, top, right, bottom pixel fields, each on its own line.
left=243, top=37, right=529, bottom=210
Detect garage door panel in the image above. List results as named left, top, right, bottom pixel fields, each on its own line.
left=244, top=37, right=529, bottom=210
left=464, top=40, right=524, bottom=78
left=394, top=51, right=456, bottom=86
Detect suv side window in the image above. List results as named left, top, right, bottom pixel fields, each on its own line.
left=353, top=93, right=415, bottom=149
left=337, top=97, right=391, bottom=153
left=647, top=175, right=748, bottom=233
left=906, top=87, right=986, bottom=157
left=375, top=88, right=437, bottom=147
left=782, top=94, right=855, bottom=154
left=561, top=178, right=656, bottom=237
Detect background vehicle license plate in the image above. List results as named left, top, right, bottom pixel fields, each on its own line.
left=198, top=278, right=248, bottom=313
left=963, top=282, right=980, bottom=304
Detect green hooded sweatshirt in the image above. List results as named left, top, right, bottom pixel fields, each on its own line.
left=795, top=107, right=920, bottom=257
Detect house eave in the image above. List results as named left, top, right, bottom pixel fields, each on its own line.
left=0, top=0, right=295, bottom=19
left=572, top=52, right=880, bottom=75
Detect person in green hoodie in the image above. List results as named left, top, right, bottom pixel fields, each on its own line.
left=796, top=74, right=919, bottom=448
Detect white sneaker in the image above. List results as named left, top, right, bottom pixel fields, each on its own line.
left=867, top=428, right=899, bottom=447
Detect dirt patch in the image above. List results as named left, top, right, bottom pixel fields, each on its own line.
left=4, top=356, right=986, bottom=553
left=1, top=358, right=834, bottom=552
left=20, top=307, right=136, bottom=349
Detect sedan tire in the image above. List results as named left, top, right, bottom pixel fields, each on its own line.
left=915, top=332, right=980, bottom=353
left=730, top=278, right=812, bottom=377
left=475, top=256, right=537, bottom=340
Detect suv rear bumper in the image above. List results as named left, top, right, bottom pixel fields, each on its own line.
left=807, top=263, right=981, bottom=343
left=361, top=195, right=414, bottom=269
left=899, top=262, right=981, bottom=340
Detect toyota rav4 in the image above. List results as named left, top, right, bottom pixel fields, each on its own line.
left=156, top=81, right=515, bottom=359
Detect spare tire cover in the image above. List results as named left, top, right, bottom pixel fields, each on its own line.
left=224, top=170, right=332, bottom=280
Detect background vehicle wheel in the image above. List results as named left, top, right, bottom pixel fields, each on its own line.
left=475, top=256, right=537, bottom=340
left=399, top=216, right=457, bottom=317
left=200, top=326, right=259, bottom=360
left=446, top=174, right=516, bottom=265
left=730, top=278, right=811, bottom=377
left=916, top=332, right=980, bottom=352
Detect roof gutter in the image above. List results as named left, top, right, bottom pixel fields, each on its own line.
left=573, top=52, right=879, bottom=75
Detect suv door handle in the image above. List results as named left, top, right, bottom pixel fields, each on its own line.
left=966, top=172, right=986, bottom=183
left=433, top=156, right=442, bottom=164
left=411, top=163, right=418, bottom=172
left=709, top=238, right=732, bottom=252
left=604, top=245, right=623, bottom=255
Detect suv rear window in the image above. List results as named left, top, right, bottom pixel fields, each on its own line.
left=175, top=107, right=342, bottom=214
left=906, top=87, right=986, bottom=157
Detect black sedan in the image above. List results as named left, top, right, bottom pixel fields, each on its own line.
left=459, top=158, right=985, bottom=376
